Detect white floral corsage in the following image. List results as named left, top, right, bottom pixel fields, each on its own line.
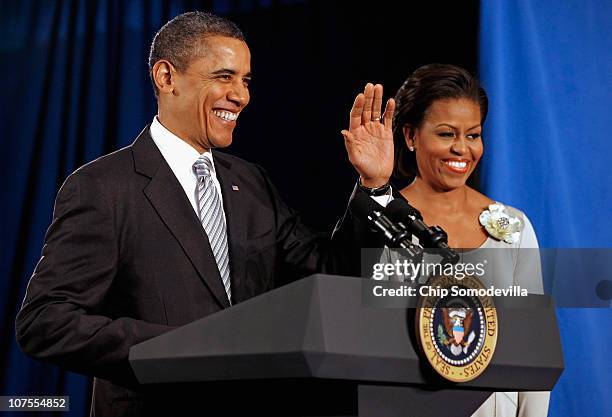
left=478, top=203, right=523, bottom=244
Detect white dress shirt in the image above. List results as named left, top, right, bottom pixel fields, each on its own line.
left=149, top=116, right=227, bottom=224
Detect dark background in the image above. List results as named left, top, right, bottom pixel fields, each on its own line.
left=231, top=1, right=479, bottom=218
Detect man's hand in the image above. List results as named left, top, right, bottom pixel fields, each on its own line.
left=341, top=83, right=395, bottom=188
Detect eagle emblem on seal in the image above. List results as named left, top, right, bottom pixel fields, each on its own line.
left=439, top=308, right=476, bottom=356
left=416, top=276, right=498, bottom=382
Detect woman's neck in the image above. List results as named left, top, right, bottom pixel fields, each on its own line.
left=403, top=177, right=470, bottom=214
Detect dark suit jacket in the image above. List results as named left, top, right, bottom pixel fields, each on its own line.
left=15, top=126, right=368, bottom=416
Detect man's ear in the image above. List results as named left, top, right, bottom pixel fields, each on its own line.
left=403, top=125, right=416, bottom=150
left=152, top=60, right=176, bottom=96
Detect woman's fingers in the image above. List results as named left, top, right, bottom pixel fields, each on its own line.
left=361, top=83, right=374, bottom=124
left=341, top=129, right=354, bottom=143
left=341, top=130, right=358, bottom=160
left=349, top=83, right=391, bottom=131
left=349, top=93, right=365, bottom=131
left=382, top=98, right=396, bottom=129
left=371, top=84, right=383, bottom=122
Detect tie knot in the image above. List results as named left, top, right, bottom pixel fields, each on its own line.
left=193, top=156, right=214, bottom=178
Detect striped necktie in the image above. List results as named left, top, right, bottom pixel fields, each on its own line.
left=193, top=156, right=231, bottom=304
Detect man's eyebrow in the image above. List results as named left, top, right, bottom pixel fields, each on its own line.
left=211, top=68, right=236, bottom=75
left=211, top=68, right=253, bottom=78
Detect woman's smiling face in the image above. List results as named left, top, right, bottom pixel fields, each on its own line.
left=406, top=98, right=483, bottom=191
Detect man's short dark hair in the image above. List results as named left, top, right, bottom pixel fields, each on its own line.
left=148, top=11, right=245, bottom=96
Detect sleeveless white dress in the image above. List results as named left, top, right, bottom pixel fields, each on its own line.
left=379, top=203, right=551, bottom=417
left=469, top=206, right=550, bottom=417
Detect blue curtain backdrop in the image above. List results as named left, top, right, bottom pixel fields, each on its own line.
left=479, top=1, right=612, bottom=416
left=1, top=1, right=483, bottom=416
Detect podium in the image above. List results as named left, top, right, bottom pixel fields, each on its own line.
left=129, top=275, right=563, bottom=417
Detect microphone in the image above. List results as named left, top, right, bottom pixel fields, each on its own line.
left=385, top=199, right=459, bottom=265
left=350, top=193, right=420, bottom=255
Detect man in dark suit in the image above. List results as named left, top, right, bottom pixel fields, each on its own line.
left=15, top=11, right=395, bottom=417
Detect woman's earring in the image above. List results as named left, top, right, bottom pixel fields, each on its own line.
left=409, top=146, right=415, bottom=152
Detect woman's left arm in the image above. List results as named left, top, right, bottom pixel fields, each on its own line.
left=515, top=214, right=551, bottom=417
left=513, top=215, right=544, bottom=294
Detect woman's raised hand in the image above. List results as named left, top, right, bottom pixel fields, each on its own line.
left=341, top=83, right=395, bottom=188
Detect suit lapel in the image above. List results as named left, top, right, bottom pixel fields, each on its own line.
left=213, top=152, right=247, bottom=303
left=132, top=127, right=230, bottom=309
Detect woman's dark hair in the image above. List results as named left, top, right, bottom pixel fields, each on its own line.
left=392, top=64, right=488, bottom=183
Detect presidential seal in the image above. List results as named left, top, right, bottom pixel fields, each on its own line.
left=415, top=274, right=498, bottom=382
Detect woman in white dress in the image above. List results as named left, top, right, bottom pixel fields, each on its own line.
left=341, top=64, right=550, bottom=417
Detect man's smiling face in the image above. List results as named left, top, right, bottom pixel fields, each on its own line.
left=159, top=35, right=252, bottom=153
